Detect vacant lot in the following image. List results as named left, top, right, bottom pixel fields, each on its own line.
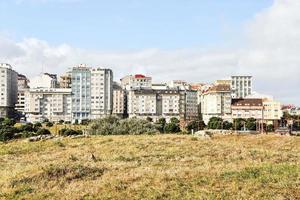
left=0, top=134, right=299, bottom=200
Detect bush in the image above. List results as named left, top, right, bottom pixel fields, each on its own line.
left=246, top=118, right=257, bottom=131
left=58, top=120, right=64, bottom=124
left=155, top=118, right=166, bottom=133
left=186, top=120, right=206, bottom=133
left=36, top=128, right=51, bottom=135
left=46, top=122, right=54, bottom=127
left=0, top=126, right=18, bottom=142
left=1, top=118, right=16, bottom=127
left=164, top=123, right=180, bottom=133
left=18, top=123, right=35, bottom=133
left=59, top=128, right=83, bottom=136
left=81, top=119, right=90, bottom=125
left=88, top=117, right=158, bottom=135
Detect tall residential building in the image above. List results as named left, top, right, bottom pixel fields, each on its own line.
left=120, top=74, right=152, bottom=90
left=200, top=84, right=232, bottom=124
left=112, top=82, right=126, bottom=117
left=71, top=65, right=91, bottom=122
left=16, top=74, right=30, bottom=114
left=29, top=73, right=58, bottom=89
left=231, top=76, right=252, bottom=98
left=90, top=68, right=113, bottom=119
left=71, top=65, right=113, bottom=122
left=0, top=63, right=18, bottom=118
left=24, top=88, right=72, bottom=122
left=59, top=72, right=72, bottom=88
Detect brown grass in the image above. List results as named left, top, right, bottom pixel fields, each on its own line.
left=0, top=134, right=299, bottom=200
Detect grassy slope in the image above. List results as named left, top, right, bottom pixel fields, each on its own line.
left=0, top=134, right=299, bottom=200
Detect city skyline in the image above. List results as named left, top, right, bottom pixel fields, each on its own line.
left=0, top=0, right=299, bottom=105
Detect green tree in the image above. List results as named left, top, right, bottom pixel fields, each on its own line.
left=246, top=118, right=256, bottom=131
left=233, top=118, right=245, bottom=130
left=155, top=118, right=166, bottom=133
left=207, top=117, right=223, bottom=129
left=186, top=120, right=206, bottom=133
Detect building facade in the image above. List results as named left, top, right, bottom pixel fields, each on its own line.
left=24, top=88, right=72, bottom=122
left=90, top=68, right=113, bottom=119
left=200, top=84, right=232, bottom=124
left=231, top=98, right=263, bottom=120
left=112, top=82, right=126, bottom=117
left=16, top=74, right=30, bottom=114
left=29, top=73, right=58, bottom=89
left=231, top=76, right=252, bottom=98
left=71, top=65, right=113, bottom=122
left=59, top=72, right=72, bottom=88
left=127, top=88, right=198, bottom=122
left=0, top=63, right=18, bottom=118
left=121, top=74, right=152, bottom=90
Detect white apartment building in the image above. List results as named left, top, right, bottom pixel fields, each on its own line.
left=121, top=74, right=152, bottom=90
left=24, top=88, right=72, bottom=122
left=231, top=76, right=252, bottom=98
left=0, top=63, right=18, bottom=118
left=112, top=82, right=126, bottom=117
left=90, top=68, right=113, bottom=119
left=16, top=74, right=30, bottom=114
left=200, top=84, right=232, bottom=124
left=29, top=73, right=58, bottom=89
left=127, top=89, right=198, bottom=122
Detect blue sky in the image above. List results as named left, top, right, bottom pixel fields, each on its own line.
left=0, top=0, right=272, bottom=49
left=0, top=0, right=299, bottom=105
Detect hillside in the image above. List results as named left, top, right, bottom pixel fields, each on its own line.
left=0, top=134, right=299, bottom=200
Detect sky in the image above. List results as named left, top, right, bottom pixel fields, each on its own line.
left=0, top=0, right=299, bottom=105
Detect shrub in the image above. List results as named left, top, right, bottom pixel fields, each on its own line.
left=36, top=128, right=51, bottom=135
left=155, top=118, right=166, bottom=133
left=208, top=117, right=223, bottom=129
left=88, top=117, right=157, bottom=135
left=1, top=118, right=16, bottom=127
left=46, top=122, right=54, bottom=127
left=58, top=120, right=64, bottom=124
left=0, top=126, right=18, bottom=141
left=186, top=120, right=206, bottom=133
left=18, top=123, right=35, bottom=133
left=164, top=122, right=180, bottom=133
left=59, top=129, right=83, bottom=136
left=246, top=118, right=257, bottom=131
left=81, top=119, right=90, bottom=125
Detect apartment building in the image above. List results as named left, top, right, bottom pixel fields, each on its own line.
left=59, top=72, right=72, bottom=88
left=263, top=99, right=282, bottom=122
left=16, top=74, right=30, bottom=114
left=90, top=68, right=113, bottom=119
left=231, top=76, right=252, bottom=98
left=71, top=65, right=91, bottom=122
left=24, top=88, right=72, bottom=122
left=112, top=82, right=126, bottom=117
left=200, top=84, right=232, bottom=124
left=127, top=88, right=198, bottom=122
left=29, top=73, right=58, bottom=89
left=0, top=63, right=18, bottom=118
left=121, top=74, right=152, bottom=90
left=71, top=65, right=113, bottom=122
left=231, top=98, right=263, bottom=119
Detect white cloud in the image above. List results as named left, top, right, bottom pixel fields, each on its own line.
left=0, top=0, right=299, bottom=105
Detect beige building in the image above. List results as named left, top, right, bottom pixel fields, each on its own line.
left=127, top=89, right=198, bottom=122
left=263, top=99, right=283, bottom=121
left=112, top=82, right=126, bottom=117
left=121, top=74, right=152, bottom=90
left=200, top=84, right=232, bottom=124
left=59, top=72, right=72, bottom=88
left=0, top=63, right=18, bottom=118
left=24, top=88, right=72, bottom=122
left=231, top=98, right=263, bottom=119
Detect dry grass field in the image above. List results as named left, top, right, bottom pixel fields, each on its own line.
left=0, top=134, right=299, bottom=200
